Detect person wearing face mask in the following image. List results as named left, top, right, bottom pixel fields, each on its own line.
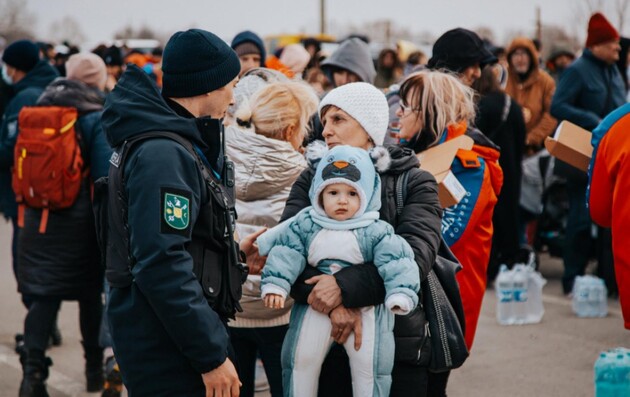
left=0, top=39, right=58, bottom=307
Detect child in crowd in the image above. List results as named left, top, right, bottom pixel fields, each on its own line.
left=258, top=145, right=420, bottom=397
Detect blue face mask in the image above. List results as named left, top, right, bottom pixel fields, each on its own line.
left=2, top=65, right=13, bottom=86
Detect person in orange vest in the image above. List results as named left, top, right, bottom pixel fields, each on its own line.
left=588, top=102, right=630, bottom=330
left=396, top=69, right=503, bottom=395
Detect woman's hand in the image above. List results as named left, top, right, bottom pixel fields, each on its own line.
left=239, top=228, right=268, bottom=275
left=305, top=274, right=343, bottom=314
left=329, top=305, right=363, bottom=351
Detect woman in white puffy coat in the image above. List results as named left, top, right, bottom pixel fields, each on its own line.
left=226, top=79, right=319, bottom=397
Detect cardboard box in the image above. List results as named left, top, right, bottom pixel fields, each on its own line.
left=416, top=135, right=474, bottom=208
left=544, top=121, right=593, bottom=172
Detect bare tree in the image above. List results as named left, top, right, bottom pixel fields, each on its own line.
left=114, top=24, right=159, bottom=40
left=615, top=0, right=630, bottom=33
left=539, top=24, right=581, bottom=60
left=475, top=26, right=497, bottom=44
left=0, top=0, right=36, bottom=45
left=48, top=16, right=87, bottom=45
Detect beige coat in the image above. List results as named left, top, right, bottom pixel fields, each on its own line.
left=506, top=37, right=557, bottom=147
left=226, top=125, right=307, bottom=327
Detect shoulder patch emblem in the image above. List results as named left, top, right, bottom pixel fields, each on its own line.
left=163, top=191, right=190, bottom=230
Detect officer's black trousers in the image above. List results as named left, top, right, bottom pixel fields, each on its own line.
left=24, top=294, right=102, bottom=355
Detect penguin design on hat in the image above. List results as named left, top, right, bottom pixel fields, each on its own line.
left=309, top=145, right=390, bottom=220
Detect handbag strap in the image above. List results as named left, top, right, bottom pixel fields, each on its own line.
left=394, top=169, right=410, bottom=217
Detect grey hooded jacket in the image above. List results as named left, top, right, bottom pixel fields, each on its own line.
left=321, top=38, right=376, bottom=84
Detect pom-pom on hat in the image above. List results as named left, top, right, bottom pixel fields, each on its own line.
left=2, top=39, right=40, bottom=72
left=161, top=29, right=241, bottom=98
left=586, top=13, right=619, bottom=47
left=318, top=82, right=389, bottom=146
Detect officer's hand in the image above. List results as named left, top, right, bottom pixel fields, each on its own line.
left=202, top=358, right=240, bottom=397
left=240, top=228, right=267, bottom=272
left=305, top=274, right=343, bottom=314
left=329, top=305, right=363, bottom=351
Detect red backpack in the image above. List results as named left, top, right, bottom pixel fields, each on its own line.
left=12, top=106, right=86, bottom=233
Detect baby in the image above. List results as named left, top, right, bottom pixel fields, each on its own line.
left=258, top=145, right=420, bottom=397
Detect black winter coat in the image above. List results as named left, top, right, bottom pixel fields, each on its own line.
left=282, top=145, right=442, bottom=360
left=475, top=91, right=526, bottom=262
left=100, top=65, right=231, bottom=396
left=17, top=79, right=111, bottom=299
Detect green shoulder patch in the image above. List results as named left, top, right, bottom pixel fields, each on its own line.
left=161, top=188, right=191, bottom=234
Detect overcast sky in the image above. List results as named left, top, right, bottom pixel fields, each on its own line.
left=26, top=0, right=621, bottom=47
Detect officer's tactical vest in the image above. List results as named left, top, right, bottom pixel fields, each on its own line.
left=93, top=131, right=247, bottom=319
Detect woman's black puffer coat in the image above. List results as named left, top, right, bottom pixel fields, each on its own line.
left=17, top=79, right=112, bottom=299
left=282, top=144, right=443, bottom=362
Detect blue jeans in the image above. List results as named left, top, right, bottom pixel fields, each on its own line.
left=229, top=325, right=287, bottom=397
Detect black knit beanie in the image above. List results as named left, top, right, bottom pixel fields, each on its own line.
left=428, top=28, right=497, bottom=73
left=2, top=40, right=40, bottom=72
left=162, top=29, right=241, bottom=98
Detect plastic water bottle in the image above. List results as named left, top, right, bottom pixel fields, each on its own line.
left=589, top=278, right=608, bottom=318
left=595, top=348, right=630, bottom=396
left=511, top=265, right=529, bottom=324
left=573, top=275, right=608, bottom=317
left=573, top=276, right=591, bottom=317
left=595, top=352, right=615, bottom=396
left=495, top=264, right=514, bottom=325
left=525, top=269, right=546, bottom=324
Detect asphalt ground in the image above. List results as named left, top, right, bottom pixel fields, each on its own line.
left=0, top=219, right=627, bottom=396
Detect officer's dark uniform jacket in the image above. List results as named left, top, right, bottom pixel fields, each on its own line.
left=101, top=65, right=241, bottom=395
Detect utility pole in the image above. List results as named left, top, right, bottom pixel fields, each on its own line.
left=320, top=0, right=326, bottom=35
left=536, top=6, right=542, bottom=45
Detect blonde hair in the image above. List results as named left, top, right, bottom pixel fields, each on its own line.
left=234, top=81, right=319, bottom=142
left=398, top=70, right=476, bottom=147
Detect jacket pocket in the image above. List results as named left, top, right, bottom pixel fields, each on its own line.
left=393, top=303, right=431, bottom=366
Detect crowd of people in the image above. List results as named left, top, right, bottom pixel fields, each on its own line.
left=0, top=10, right=629, bottom=397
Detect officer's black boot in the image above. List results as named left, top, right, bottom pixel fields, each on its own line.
left=83, top=342, right=104, bottom=392
left=18, top=350, right=52, bottom=397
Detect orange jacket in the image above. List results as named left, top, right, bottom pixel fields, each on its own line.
left=505, top=37, right=557, bottom=146
left=589, top=106, right=630, bottom=330
left=265, top=56, right=295, bottom=79
left=440, top=121, right=503, bottom=349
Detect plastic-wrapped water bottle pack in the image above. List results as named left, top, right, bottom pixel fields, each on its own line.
left=495, top=253, right=546, bottom=325
left=594, top=347, right=630, bottom=396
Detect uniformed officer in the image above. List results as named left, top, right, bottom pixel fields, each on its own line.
left=100, top=28, right=258, bottom=396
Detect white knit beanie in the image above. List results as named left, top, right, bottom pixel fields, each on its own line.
left=318, top=82, right=389, bottom=146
